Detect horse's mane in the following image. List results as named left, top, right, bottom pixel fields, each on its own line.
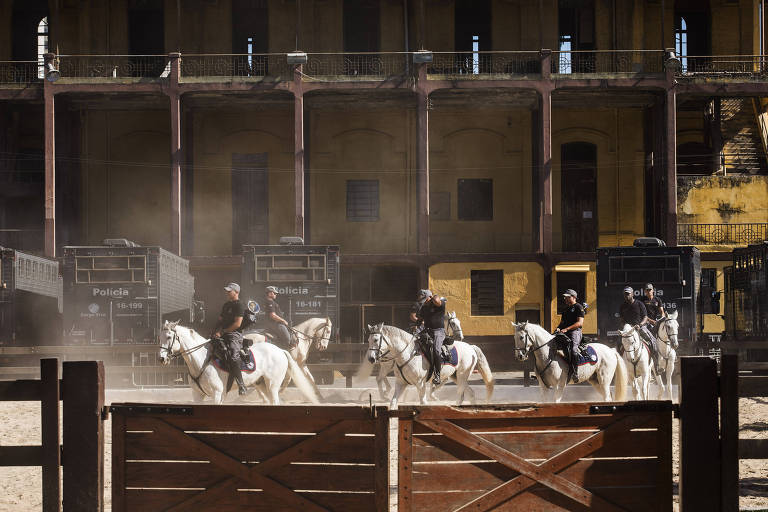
left=379, top=324, right=409, bottom=338
left=521, top=322, right=550, bottom=338
left=294, top=316, right=330, bottom=330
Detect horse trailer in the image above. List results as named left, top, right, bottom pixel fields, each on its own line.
left=0, top=247, right=62, bottom=346
left=596, top=243, right=701, bottom=354
left=61, top=240, right=195, bottom=345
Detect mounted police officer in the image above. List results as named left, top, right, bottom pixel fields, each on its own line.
left=642, top=283, right=666, bottom=335
left=213, top=282, right=247, bottom=395
left=619, top=286, right=660, bottom=370
left=417, top=290, right=446, bottom=385
left=409, top=289, right=431, bottom=334
left=264, top=285, right=294, bottom=349
left=555, top=289, right=585, bottom=383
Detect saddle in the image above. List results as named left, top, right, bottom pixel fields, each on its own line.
left=415, top=332, right=452, bottom=381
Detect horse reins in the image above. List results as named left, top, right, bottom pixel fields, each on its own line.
left=372, top=329, right=417, bottom=386
left=161, top=326, right=215, bottom=397
left=287, top=318, right=332, bottom=348
left=516, top=329, right=559, bottom=380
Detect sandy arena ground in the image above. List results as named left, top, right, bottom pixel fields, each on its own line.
left=1, top=380, right=766, bottom=511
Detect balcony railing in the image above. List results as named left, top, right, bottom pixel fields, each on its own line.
left=552, top=50, right=665, bottom=75
left=304, top=53, right=410, bottom=79
left=0, top=61, right=40, bottom=84
left=180, top=54, right=291, bottom=78
left=58, top=55, right=170, bottom=79
left=678, top=55, right=768, bottom=76
left=678, top=223, right=768, bottom=245
left=426, top=51, right=541, bottom=79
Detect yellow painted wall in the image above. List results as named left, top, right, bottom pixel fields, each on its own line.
left=552, top=108, right=646, bottom=251
left=429, top=109, right=532, bottom=253
left=309, top=109, right=416, bottom=254
left=428, top=261, right=544, bottom=336
left=550, top=263, right=597, bottom=335
left=81, top=110, right=172, bottom=247
left=192, top=108, right=295, bottom=255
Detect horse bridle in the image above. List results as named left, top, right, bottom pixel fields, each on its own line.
left=160, top=325, right=209, bottom=361
left=369, top=329, right=413, bottom=363
left=288, top=318, right=332, bottom=350
left=656, top=318, right=679, bottom=349
left=447, top=317, right=463, bottom=340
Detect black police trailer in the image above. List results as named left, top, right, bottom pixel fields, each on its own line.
left=0, top=247, right=62, bottom=346
left=62, top=240, right=195, bottom=345
left=596, top=241, right=701, bottom=355
left=240, top=241, right=340, bottom=332
left=724, top=242, right=768, bottom=362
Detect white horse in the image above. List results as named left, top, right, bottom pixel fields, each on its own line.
left=367, top=322, right=494, bottom=408
left=618, top=324, right=655, bottom=400
left=159, top=321, right=319, bottom=405
left=513, top=321, right=627, bottom=403
left=654, top=310, right=679, bottom=400
left=371, top=312, right=464, bottom=401
left=244, top=317, right=332, bottom=399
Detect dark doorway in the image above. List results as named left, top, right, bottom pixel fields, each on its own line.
left=232, top=0, right=268, bottom=75
left=343, top=0, right=380, bottom=52
left=231, top=153, right=268, bottom=253
left=556, top=272, right=586, bottom=314
left=455, top=0, right=491, bottom=74
left=561, top=142, right=597, bottom=252
left=558, top=0, right=595, bottom=73
left=128, top=0, right=164, bottom=54
left=11, top=0, right=48, bottom=61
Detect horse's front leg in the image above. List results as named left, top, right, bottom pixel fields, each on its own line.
left=666, top=355, right=675, bottom=401
left=390, top=380, right=407, bottom=409
left=377, top=364, right=393, bottom=401
left=417, top=382, right=429, bottom=405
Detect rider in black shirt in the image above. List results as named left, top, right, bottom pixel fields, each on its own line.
left=409, top=289, right=431, bottom=334
left=619, top=286, right=660, bottom=370
left=417, top=291, right=446, bottom=385
left=555, top=289, right=584, bottom=383
left=264, top=286, right=294, bottom=349
left=642, top=283, right=666, bottom=334
left=214, top=282, right=247, bottom=395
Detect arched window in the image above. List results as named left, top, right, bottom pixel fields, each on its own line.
left=37, top=16, right=48, bottom=79
left=675, top=16, right=688, bottom=72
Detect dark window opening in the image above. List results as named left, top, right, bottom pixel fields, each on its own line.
left=128, top=0, right=165, bottom=76
left=558, top=0, right=595, bottom=73
left=561, top=142, right=597, bottom=252
left=11, top=0, right=48, bottom=61
left=232, top=0, right=268, bottom=75
left=515, top=309, right=541, bottom=324
left=674, top=9, right=709, bottom=72
left=343, top=0, right=379, bottom=52
left=556, top=272, right=586, bottom=314
left=455, top=0, right=491, bottom=74
left=231, top=153, right=268, bottom=252
left=346, top=180, right=379, bottom=221
left=471, top=270, right=503, bottom=316
left=677, top=142, right=712, bottom=175
left=700, top=267, right=717, bottom=314
left=458, top=179, right=493, bottom=221
left=14, top=148, right=44, bottom=184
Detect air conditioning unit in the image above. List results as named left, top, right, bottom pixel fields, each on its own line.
left=102, top=238, right=139, bottom=247
left=279, top=236, right=304, bottom=246
left=633, top=237, right=666, bottom=248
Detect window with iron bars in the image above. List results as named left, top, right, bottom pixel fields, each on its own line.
left=346, top=180, right=379, bottom=221
left=471, top=270, right=504, bottom=316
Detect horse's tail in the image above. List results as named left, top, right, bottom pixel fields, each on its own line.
left=472, top=345, right=495, bottom=402
left=284, top=351, right=321, bottom=404
left=612, top=349, right=628, bottom=402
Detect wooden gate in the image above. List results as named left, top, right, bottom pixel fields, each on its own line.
left=396, top=402, right=673, bottom=512
left=110, top=404, right=389, bottom=511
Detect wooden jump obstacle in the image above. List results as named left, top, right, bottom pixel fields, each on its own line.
left=0, top=358, right=105, bottom=511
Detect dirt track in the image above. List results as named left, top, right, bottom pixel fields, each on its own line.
left=1, top=390, right=766, bottom=511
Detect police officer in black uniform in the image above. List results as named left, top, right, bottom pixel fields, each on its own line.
left=214, top=282, right=247, bottom=395
left=418, top=291, right=446, bottom=385
left=619, top=286, right=660, bottom=369
left=264, top=286, right=293, bottom=348
left=642, top=283, right=666, bottom=333
left=555, top=289, right=585, bottom=383
left=409, top=289, right=431, bottom=334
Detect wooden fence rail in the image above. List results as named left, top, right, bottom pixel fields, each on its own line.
left=0, top=358, right=105, bottom=512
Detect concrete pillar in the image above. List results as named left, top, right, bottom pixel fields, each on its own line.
left=536, top=86, right=553, bottom=255
left=43, top=54, right=56, bottom=258
left=168, top=53, right=182, bottom=255
left=665, top=88, right=678, bottom=246
left=416, top=64, right=429, bottom=254
left=294, top=64, right=305, bottom=240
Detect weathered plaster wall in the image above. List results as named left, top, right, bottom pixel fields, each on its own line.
left=428, top=261, right=544, bottom=336
left=678, top=175, right=768, bottom=225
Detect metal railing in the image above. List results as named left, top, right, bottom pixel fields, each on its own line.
left=679, top=55, right=768, bottom=76
left=58, top=55, right=170, bottom=78
left=0, top=61, right=40, bottom=84
left=426, top=51, right=541, bottom=78
left=304, top=52, right=410, bottom=79
left=552, top=50, right=666, bottom=75
left=677, top=223, right=768, bottom=245
left=180, top=53, right=291, bottom=78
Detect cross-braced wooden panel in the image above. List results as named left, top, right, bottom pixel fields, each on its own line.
left=397, top=403, right=672, bottom=512
left=111, top=404, right=389, bottom=512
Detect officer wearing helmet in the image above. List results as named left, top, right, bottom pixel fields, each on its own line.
left=409, top=289, right=432, bottom=333
left=264, top=285, right=294, bottom=348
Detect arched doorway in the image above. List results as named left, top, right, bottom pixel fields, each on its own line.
left=561, top=142, right=597, bottom=252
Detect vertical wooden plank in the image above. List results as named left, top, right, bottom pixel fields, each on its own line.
left=655, top=410, right=673, bottom=512
left=398, top=417, right=413, bottom=512
left=111, top=411, right=126, bottom=512
left=679, top=357, right=719, bottom=512
left=720, top=354, right=739, bottom=512
left=40, top=358, right=61, bottom=512
left=63, top=361, right=105, bottom=512
left=374, top=408, right=389, bottom=512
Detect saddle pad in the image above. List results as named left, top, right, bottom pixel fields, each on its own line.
left=212, top=349, right=256, bottom=373
left=575, top=346, right=598, bottom=367
left=419, top=346, right=459, bottom=366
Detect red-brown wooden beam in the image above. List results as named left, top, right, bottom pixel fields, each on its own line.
left=294, top=64, right=305, bottom=240
left=537, top=85, right=553, bottom=255
left=168, top=53, right=182, bottom=255
left=416, top=63, right=429, bottom=254
left=664, top=87, right=677, bottom=246
left=43, top=54, right=56, bottom=258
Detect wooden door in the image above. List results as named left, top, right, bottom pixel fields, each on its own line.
left=561, top=142, right=597, bottom=252
left=232, top=153, right=268, bottom=253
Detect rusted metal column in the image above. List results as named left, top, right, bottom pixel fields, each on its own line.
left=416, top=64, right=429, bottom=254
left=168, top=53, right=182, bottom=255
left=536, top=85, right=553, bottom=255
left=294, top=64, right=305, bottom=239
left=43, top=53, right=56, bottom=258
left=664, top=87, right=678, bottom=246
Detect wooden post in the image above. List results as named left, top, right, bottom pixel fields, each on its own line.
left=720, top=354, right=739, bottom=512
left=679, top=356, right=720, bottom=511
left=111, top=408, right=126, bottom=512
left=398, top=415, right=413, bottom=511
left=40, top=358, right=61, bottom=512
left=63, top=361, right=105, bottom=511
left=294, top=64, right=305, bottom=240
left=43, top=54, right=56, bottom=258
left=168, top=53, right=182, bottom=255
left=416, top=64, right=429, bottom=254
left=374, top=407, right=389, bottom=512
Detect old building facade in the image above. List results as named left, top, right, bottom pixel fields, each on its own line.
left=1, top=0, right=767, bottom=343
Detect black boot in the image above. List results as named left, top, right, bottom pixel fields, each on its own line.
left=230, top=360, right=247, bottom=395
left=432, top=361, right=442, bottom=385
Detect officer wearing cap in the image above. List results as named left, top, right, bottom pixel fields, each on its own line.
left=417, top=290, right=446, bottom=385
left=619, top=286, right=660, bottom=369
left=555, top=289, right=585, bottom=382
left=409, top=289, right=432, bottom=333
left=264, top=286, right=293, bottom=348
left=214, top=282, right=247, bottom=395
left=642, top=283, right=666, bottom=327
